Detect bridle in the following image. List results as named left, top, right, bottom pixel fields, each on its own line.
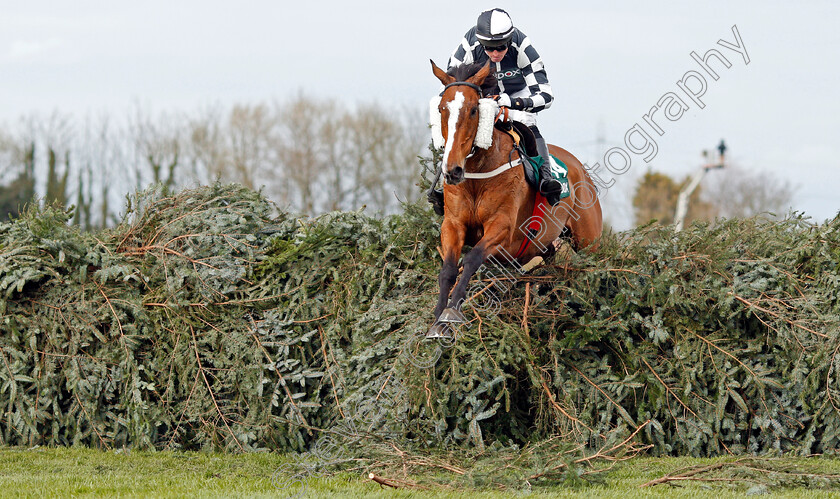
left=440, top=82, right=527, bottom=180
left=427, top=79, right=526, bottom=205
left=441, top=81, right=483, bottom=159
left=443, top=81, right=484, bottom=95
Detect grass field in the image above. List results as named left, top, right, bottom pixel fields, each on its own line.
left=1, top=447, right=840, bottom=498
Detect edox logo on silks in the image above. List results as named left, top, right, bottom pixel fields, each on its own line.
left=496, top=69, right=522, bottom=80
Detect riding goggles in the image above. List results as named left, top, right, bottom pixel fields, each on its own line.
left=483, top=44, right=508, bottom=53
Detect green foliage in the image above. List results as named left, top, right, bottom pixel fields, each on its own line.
left=0, top=184, right=277, bottom=451
left=519, top=214, right=840, bottom=456
left=1, top=182, right=839, bottom=461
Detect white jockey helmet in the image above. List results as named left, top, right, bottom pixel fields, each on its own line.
left=475, top=8, right=514, bottom=48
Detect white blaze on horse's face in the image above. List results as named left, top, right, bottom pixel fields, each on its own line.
left=441, top=90, right=465, bottom=174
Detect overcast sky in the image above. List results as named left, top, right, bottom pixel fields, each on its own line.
left=2, top=1, right=838, bottom=228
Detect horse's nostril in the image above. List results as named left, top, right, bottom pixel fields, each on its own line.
left=444, top=166, right=464, bottom=185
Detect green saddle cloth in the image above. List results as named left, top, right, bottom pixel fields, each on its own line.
left=525, top=154, right=571, bottom=200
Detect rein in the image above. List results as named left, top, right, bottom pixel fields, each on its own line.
left=462, top=156, right=522, bottom=179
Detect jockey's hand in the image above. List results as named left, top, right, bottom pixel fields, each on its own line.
left=494, top=94, right=511, bottom=108
left=494, top=94, right=526, bottom=111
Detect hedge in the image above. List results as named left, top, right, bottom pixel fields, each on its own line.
left=0, top=183, right=838, bottom=458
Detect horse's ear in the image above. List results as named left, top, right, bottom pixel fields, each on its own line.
left=467, top=61, right=493, bottom=87
left=431, top=59, right=454, bottom=86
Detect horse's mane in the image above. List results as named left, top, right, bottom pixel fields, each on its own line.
left=447, top=63, right=498, bottom=97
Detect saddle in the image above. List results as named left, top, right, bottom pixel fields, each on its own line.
left=494, top=120, right=540, bottom=187
left=511, top=121, right=539, bottom=157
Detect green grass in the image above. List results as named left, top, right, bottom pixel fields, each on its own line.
left=1, top=447, right=839, bottom=498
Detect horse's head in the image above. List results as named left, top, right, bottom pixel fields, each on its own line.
left=431, top=60, right=494, bottom=185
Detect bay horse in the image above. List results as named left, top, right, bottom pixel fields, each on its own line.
left=428, top=60, right=603, bottom=338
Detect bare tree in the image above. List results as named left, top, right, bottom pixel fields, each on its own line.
left=632, top=170, right=715, bottom=227
left=319, top=102, right=352, bottom=212
left=703, top=165, right=795, bottom=218
left=23, top=112, right=74, bottom=208
left=274, top=95, right=333, bottom=214
left=128, top=105, right=182, bottom=192
left=0, top=129, right=18, bottom=183
left=337, top=104, right=426, bottom=214
left=343, top=105, right=390, bottom=209
left=2, top=96, right=429, bottom=222
left=383, top=106, right=427, bottom=211
left=186, top=105, right=229, bottom=184
left=228, top=103, right=276, bottom=190
left=0, top=127, right=34, bottom=221
left=76, top=115, right=123, bottom=228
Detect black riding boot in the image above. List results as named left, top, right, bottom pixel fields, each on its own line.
left=532, top=128, right=565, bottom=206
left=427, top=188, right=444, bottom=216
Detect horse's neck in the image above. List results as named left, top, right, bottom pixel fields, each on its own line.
left=458, top=129, right=537, bottom=237
left=468, top=130, right=515, bottom=173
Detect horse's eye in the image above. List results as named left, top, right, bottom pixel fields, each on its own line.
left=470, top=107, right=478, bottom=116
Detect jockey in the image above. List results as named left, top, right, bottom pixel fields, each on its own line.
left=435, top=8, right=565, bottom=208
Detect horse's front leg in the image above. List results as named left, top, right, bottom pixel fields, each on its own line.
left=433, top=219, right=466, bottom=321
left=428, top=220, right=467, bottom=338
left=441, top=218, right=511, bottom=322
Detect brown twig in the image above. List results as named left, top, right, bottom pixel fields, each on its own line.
left=640, top=460, right=737, bottom=487
left=94, top=283, right=130, bottom=358
left=567, top=363, right=638, bottom=428
left=293, top=313, right=334, bottom=324
left=165, top=369, right=202, bottom=450
left=638, top=457, right=840, bottom=489
left=538, top=378, right=592, bottom=434
left=318, top=325, right=345, bottom=420
left=189, top=324, right=244, bottom=452
left=521, top=282, right=530, bottom=335
left=576, top=420, right=652, bottom=466
left=246, top=316, right=309, bottom=428
left=73, top=389, right=110, bottom=450
left=368, top=473, right=400, bottom=488
left=404, top=459, right=466, bottom=475
left=729, top=293, right=828, bottom=338
left=527, top=422, right=652, bottom=481
left=641, top=358, right=698, bottom=419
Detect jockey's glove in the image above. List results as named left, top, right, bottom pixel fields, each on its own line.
left=495, top=94, right=511, bottom=107
left=495, top=94, right=527, bottom=111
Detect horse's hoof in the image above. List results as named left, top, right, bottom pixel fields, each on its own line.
left=521, top=256, right=543, bottom=273
left=426, top=323, right=452, bottom=339
left=438, top=308, right=466, bottom=324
